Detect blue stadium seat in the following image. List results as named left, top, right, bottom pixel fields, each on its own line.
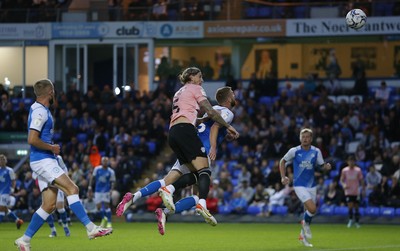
left=218, top=205, right=233, bottom=215
left=294, top=6, right=307, bottom=18
left=329, top=169, right=339, bottom=179
left=167, top=9, right=178, bottom=21
left=324, top=178, right=332, bottom=187
left=380, top=207, right=395, bottom=217
left=271, top=205, right=288, bottom=215
left=23, top=98, right=34, bottom=106
left=76, top=133, right=88, bottom=143
left=333, top=206, right=348, bottom=216
left=53, top=132, right=61, bottom=143
left=247, top=205, right=262, bottom=215
left=258, top=96, right=272, bottom=106
left=319, top=204, right=334, bottom=216
left=147, top=141, right=157, bottom=154
left=365, top=206, right=380, bottom=217
left=257, top=7, right=272, bottom=18
left=132, top=135, right=141, bottom=146
left=245, top=7, right=257, bottom=18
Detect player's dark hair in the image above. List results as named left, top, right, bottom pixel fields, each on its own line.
left=215, top=86, right=232, bottom=104
left=179, top=67, right=201, bottom=84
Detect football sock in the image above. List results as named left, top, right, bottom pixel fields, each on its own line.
left=25, top=207, right=49, bottom=239
left=166, top=184, right=176, bottom=194
left=67, top=194, right=92, bottom=229
left=355, top=209, right=360, bottom=223
left=47, top=214, right=56, bottom=232
left=198, top=168, right=211, bottom=200
left=0, top=211, right=5, bottom=222
left=57, top=208, right=68, bottom=227
left=138, top=179, right=165, bottom=199
left=175, top=195, right=199, bottom=213
left=105, top=208, right=112, bottom=222
left=348, top=208, right=354, bottom=220
left=7, top=210, right=18, bottom=221
left=304, top=210, right=314, bottom=224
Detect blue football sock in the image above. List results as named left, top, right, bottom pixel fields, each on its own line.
left=140, top=180, right=162, bottom=197
left=58, top=209, right=68, bottom=226
left=25, top=208, right=48, bottom=238
left=175, top=196, right=197, bottom=214
left=7, top=210, right=18, bottom=221
left=0, top=212, right=5, bottom=222
left=67, top=195, right=91, bottom=226
left=105, top=208, right=112, bottom=222
left=304, top=211, right=313, bottom=225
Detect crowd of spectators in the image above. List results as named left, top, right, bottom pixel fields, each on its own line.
left=1, top=61, right=400, bottom=220
left=1, top=0, right=400, bottom=23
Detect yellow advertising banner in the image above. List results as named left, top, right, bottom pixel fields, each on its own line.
left=204, top=20, right=286, bottom=38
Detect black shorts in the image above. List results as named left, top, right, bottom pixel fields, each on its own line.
left=346, top=195, right=359, bottom=203
left=168, top=123, right=207, bottom=165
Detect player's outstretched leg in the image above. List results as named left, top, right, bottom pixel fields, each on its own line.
left=299, top=229, right=313, bottom=247
left=154, top=208, right=166, bottom=235
left=158, top=186, right=175, bottom=213
left=116, top=192, right=133, bottom=217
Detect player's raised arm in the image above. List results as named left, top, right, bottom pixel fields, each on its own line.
left=199, top=99, right=239, bottom=139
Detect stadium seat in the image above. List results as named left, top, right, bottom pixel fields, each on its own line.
left=23, top=98, right=34, bottom=106
left=380, top=207, right=395, bottom=217
left=364, top=207, right=380, bottom=217
left=294, top=6, right=307, bottom=18
left=218, top=205, right=233, bottom=215
left=271, top=205, right=288, bottom=216
left=333, top=206, right=348, bottom=216
left=247, top=205, right=262, bottom=215
left=329, top=169, right=339, bottom=179
left=76, top=133, right=88, bottom=143
left=147, top=141, right=157, bottom=154
left=319, top=204, right=334, bottom=216
left=259, top=96, right=272, bottom=106
left=257, top=7, right=272, bottom=18
left=245, top=7, right=257, bottom=18
left=53, top=132, right=61, bottom=142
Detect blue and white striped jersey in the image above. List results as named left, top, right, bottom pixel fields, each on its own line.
left=282, top=145, right=325, bottom=188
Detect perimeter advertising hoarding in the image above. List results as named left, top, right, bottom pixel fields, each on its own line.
left=204, top=20, right=286, bottom=38
left=0, top=23, right=50, bottom=40
left=51, top=22, right=203, bottom=39
left=286, top=17, right=400, bottom=37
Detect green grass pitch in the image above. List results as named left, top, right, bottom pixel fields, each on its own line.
left=1, top=221, right=399, bottom=251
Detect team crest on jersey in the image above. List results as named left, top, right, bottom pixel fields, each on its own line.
left=201, top=147, right=205, bottom=153
left=53, top=166, right=60, bottom=174
left=33, top=118, right=42, bottom=127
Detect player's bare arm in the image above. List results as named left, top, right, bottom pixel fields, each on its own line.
left=28, top=129, right=60, bottom=155
left=199, top=99, right=239, bottom=139
left=208, top=123, right=220, bottom=161
left=279, top=158, right=290, bottom=185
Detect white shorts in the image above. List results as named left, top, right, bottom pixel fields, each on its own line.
left=294, top=186, right=317, bottom=203
left=0, top=194, right=10, bottom=207
left=170, top=159, right=212, bottom=174
left=31, top=158, right=64, bottom=189
left=94, top=192, right=110, bottom=204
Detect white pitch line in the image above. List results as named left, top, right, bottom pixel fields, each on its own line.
left=313, top=245, right=400, bottom=251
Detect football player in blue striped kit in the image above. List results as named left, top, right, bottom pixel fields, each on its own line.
left=279, top=128, right=331, bottom=247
